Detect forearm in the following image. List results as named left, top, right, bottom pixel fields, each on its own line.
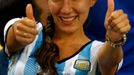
left=7, top=26, right=25, bottom=54
left=98, top=42, right=123, bottom=67
left=97, top=42, right=123, bottom=75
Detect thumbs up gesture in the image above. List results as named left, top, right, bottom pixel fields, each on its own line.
left=105, top=0, right=131, bottom=42
left=12, top=4, right=38, bottom=46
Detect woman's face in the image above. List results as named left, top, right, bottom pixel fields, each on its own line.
left=48, top=0, right=96, bottom=33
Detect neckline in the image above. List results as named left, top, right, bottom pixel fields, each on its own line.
left=57, top=41, right=92, bottom=64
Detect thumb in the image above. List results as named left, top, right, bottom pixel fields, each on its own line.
left=26, top=4, right=35, bottom=21
left=105, top=0, right=115, bottom=21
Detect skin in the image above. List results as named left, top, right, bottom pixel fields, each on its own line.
left=6, top=0, right=131, bottom=74
left=6, top=0, right=49, bottom=53
left=48, top=0, right=95, bottom=60
left=48, top=0, right=94, bottom=34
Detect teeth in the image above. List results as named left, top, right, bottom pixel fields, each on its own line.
left=61, top=17, right=75, bottom=22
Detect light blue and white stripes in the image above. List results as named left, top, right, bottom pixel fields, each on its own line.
left=4, top=18, right=123, bottom=75
left=4, top=18, right=43, bottom=75
left=56, top=42, right=92, bottom=75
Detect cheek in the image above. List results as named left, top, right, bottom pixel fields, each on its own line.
left=76, top=4, right=90, bottom=18
left=75, top=5, right=90, bottom=25
left=73, top=2, right=90, bottom=15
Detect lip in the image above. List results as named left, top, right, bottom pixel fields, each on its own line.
left=59, top=16, right=77, bottom=25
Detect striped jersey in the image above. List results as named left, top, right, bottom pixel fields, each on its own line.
left=4, top=18, right=123, bottom=75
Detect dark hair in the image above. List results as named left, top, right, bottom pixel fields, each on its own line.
left=30, top=0, right=59, bottom=74
left=36, top=15, right=59, bottom=75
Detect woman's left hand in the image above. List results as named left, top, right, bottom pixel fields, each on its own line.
left=105, top=0, right=131, bottom=42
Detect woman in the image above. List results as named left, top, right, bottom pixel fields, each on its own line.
left=4, top=0, right=131, bottom=75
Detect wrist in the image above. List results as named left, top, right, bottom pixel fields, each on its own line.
left=105, top=33, right=127, bottom=48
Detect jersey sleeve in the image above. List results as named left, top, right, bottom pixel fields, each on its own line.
left=90, top=40, right=123, bottom=74
left=89, top=40, right=104, bottom=74
left=4, top=18, right=21, bottom=56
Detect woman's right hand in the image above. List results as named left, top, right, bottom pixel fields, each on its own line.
left=12, top=4, right=38, bottom=46
left=6, top=4, right=38, bottom=54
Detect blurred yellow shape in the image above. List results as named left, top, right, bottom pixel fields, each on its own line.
left=0, top=44, right=3, bottom=51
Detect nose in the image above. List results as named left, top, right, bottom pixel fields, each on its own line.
left=60, top=0, right=72, bottom=14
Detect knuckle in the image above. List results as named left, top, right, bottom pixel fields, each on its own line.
left=33, top=28, right=38, bottom=35
left=29, top=38, right=34, bottom=43
left=112, top=20, right=117, bottom=25
left=124, top=14, right=128, bottom=18
left=119, top=29, right=123, bottom=33
left=15, top=36, right=20, bottom=42
left=115, top=23, right=120, bottom=28
left=119, top=9, right=124, bottom=13
left=126, top=19, right=129, bottom=23
left=128, top=24, right=131, bottom=30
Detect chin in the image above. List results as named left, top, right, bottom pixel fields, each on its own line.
left=61, top=27, right=79, bottom=34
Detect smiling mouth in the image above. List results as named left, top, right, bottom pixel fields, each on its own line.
left=59, top=16, right=77, bottom=24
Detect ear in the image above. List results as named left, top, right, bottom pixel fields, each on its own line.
left=90, top=0, right=96, bottom=7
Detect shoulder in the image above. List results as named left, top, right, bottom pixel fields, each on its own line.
left=91, top=40, right=104, bottom=53
left=90, top=40, right=104, bottom=63
left=4, top=18, right=21, bottom=36
left=90, top=40, right=104, bottom=59
left=90, top=40, right=104, bottom=54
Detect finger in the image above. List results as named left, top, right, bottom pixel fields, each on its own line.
left=117, top=24, right=131, bottom=34
left=26, top=4, right=35, bottom=21
left=110, top=10, right=124, bottom=20
left=21, top=17, right=37, bottom=29
left=12, top=20, right=23, bottom=34
left=15, top=35, right=34, bottom=45
left=105, top=0, right=115, bottom=21
left=17, top=23, right=38, bottom=35
left=111, top=12, right=127, bottom=26
left=111, top=20, right=128, bottom=32
left=16, top=29, right=35, bottom=38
